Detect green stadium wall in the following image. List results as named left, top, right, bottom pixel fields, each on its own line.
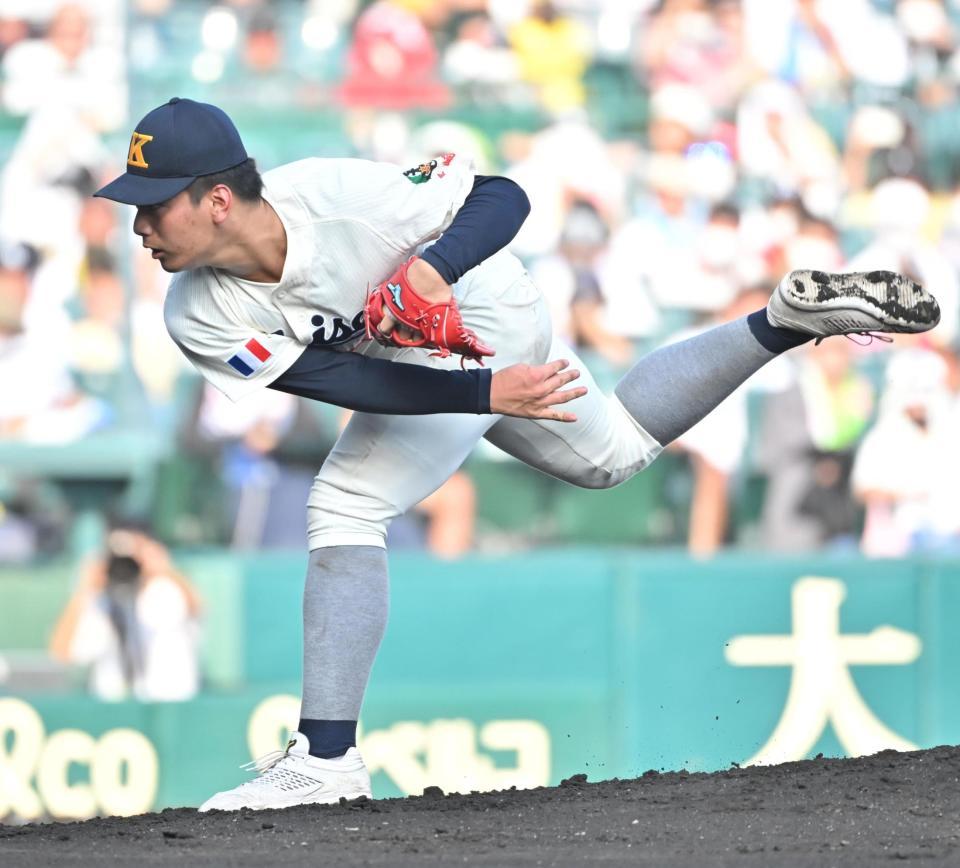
left=1, top=550, right=959, bottom=819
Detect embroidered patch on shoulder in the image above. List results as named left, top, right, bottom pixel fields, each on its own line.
left=403, top=159, right=438, bottom=184
left=226, top=337, right=272, bottom=377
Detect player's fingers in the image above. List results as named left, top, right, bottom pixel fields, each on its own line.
left=540, top=409, right=578, bottom=423
left=395, top=323, right=419, bottom=342
left=542, top=386, right=587, bottom=406
left=529, top=358, right=569, bottom=382
left=378, top=311, right=397, bottom=335
left=536, top=373, right=581, bottom=403
left=543, top=359, right=570, bottom=378
left=542, top=368, right=581, bottom=392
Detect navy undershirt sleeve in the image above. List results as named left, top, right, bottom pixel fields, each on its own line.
left=419, top=175, right=530, bottom=285
left=266, top=176, right=525, bottom=415
left=268, top=345, right=492, bottom=415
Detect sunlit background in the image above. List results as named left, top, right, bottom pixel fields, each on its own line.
left=2, top=0, right=960, bottom=822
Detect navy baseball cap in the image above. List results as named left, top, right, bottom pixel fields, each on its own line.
left=94, top=97, right=248, bottom=206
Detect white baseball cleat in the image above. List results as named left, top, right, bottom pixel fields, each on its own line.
left=198, top=733, right=372, bottom=812
left=768, top=270, right=940, bottom=339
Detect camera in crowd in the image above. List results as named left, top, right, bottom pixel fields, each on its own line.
left=104, top=529, right=144, bottom=599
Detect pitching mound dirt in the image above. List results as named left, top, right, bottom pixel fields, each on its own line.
left=3, top=745, right=960, bottom=866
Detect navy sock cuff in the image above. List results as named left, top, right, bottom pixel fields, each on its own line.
left=298, top=718, right=357, bottom=759
left=747, top=308, right=812, bottom=354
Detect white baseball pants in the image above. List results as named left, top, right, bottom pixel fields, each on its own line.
left=306, top=250, right=662, bottom=549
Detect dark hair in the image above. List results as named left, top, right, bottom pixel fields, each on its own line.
left=86, top=245, right=116, bottom=275
left=709, top=202, right=739, bottom=222
left=187, top=158, right=263, bottom=204
left=0, top=239, right=40, bottom=274
left=798, top=213, right=836, bottom=236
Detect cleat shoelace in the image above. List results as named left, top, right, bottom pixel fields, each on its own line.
left=814, top=332, right=895, bottom=347
left=241, top=748, right=289, bottom=774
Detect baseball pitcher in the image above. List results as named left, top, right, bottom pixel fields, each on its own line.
left=95, top=98, right=940, bottom=811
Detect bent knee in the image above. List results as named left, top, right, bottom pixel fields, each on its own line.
left=307, top=477, right=395, bottom=549
left=563, top=405, right=663, bottom=490
left=573, top=454, right=659, bottom=490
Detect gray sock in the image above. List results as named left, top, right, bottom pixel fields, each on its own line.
left=300, top=545, right=388, bottom=722
left=615, top=315, right=784, bottom=446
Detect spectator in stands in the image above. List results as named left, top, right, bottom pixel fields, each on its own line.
left=736, top=79, right=841, bottom=206
left=0, top=8, right=114, bottom=317
left=79, top=193, right=119, bottom=251
left=566, top=203, right=635, bottom=371
left=127, top=0, right=174, bottom=74
left=337, top=1, right=449, bottom=110
left=765, top=0, right=849, bottom=94
left=49, top=524, right=202, bottom=702
left=687, top=201, right=746, bottom=313
left=443, top=12, right=519, bottom=100
left=0, top=98, right=104, bottom=270
left=642, top=84, right=735, bottom=204
left=639, top=0, right=714, bottom=90
left=897, top=0, right=955, bottom=101
left=507, top=1, right=590, bottom=114
left=755, top=339, right=874, bottom=551
left=847, top=176, right=959, bottom=346
left=0, top=238, right=35, bottom=336
left=243, top=7, right=282, bottom=74
left=852, top=348, right=960, bottom=556
left=0, top=478, right=68, bottom=564
left=606, top=89, right=738, bottom=320
left=841, top=105, right=913, bottom=193
left=738, top=196, right=801, bottom=287
left=504, top=120, right=627, bottom=259
left=0, top=239, right=107, bottom=443
left=0, top=12, right=29, bottom=62
left=113, top=194, right=188, bottom=407
left=529, top=198, right=636, bottom=378
left=707, top=0, right=761, bottom=112
left=745, top=0, right=909, bottom=94
left=1, top=3, right=125, bottom=129
left=639, top=0, right=757, bottom=113
left=68, top=246, right=126, bottom=399
left=130, top=258, right=188, bottom=409
left=742, top=199, right=842, bottom=290
left=783, top=210, right=845, bottom=274
left=938, top=190, right=960, bottom=333
left=186, top=383, right=333, bottom=549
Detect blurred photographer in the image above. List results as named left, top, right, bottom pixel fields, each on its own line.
left=49, top=525, right=201, bottom=701
left=852, top=350, right=960, bottom=557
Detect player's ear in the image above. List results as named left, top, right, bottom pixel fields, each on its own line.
left=208, top=183, right=233, bottom=224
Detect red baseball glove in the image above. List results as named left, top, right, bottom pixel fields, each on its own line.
left=364, top=257, right=496, bottom=365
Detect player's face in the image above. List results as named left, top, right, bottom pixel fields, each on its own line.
left=133, top=190, right=216, bottom=272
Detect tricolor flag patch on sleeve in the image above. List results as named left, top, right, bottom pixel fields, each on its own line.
left=227, top=337, right=272, bottom=376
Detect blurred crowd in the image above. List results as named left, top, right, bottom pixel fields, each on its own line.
left=2, top=0, right=960, bottom=563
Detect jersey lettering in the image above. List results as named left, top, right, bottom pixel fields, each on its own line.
left=310, top=311, right=365, bottom=346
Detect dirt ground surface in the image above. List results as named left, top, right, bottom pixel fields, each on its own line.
left=4, top=745, right=960, bottom=867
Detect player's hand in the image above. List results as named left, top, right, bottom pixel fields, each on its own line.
left=490, top=359, right=587, bottom=422
left=373, top=258, right=452, bottom=344
left=77, top=558, right=108, bottom=596
left=375, top=311, right=419, bottom=345
left=365, top=257, right=494, bottom=363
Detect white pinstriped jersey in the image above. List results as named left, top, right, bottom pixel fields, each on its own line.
left=163, top=154, right=475, bottom=401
